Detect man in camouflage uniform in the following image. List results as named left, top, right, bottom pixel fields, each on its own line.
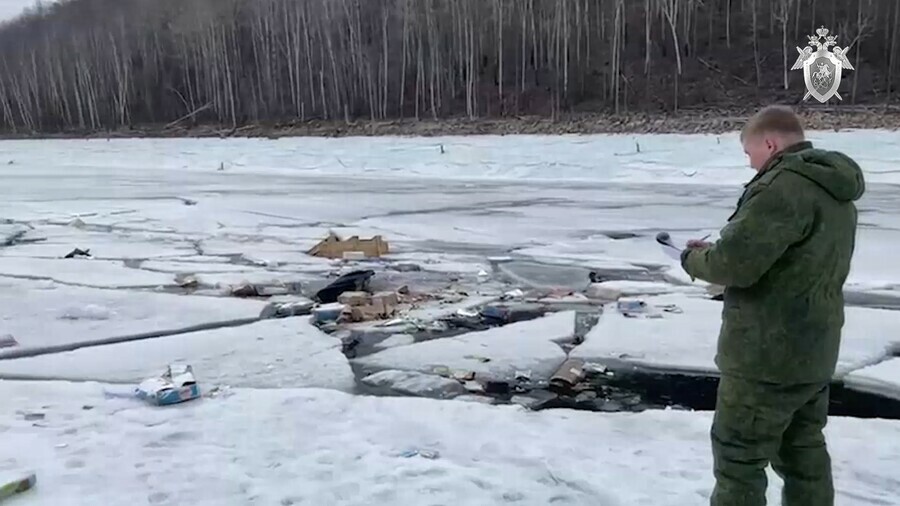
left=680, top=105, right=865, bottom=506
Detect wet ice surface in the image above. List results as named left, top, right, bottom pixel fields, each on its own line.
left=2, top=132, right=900, bottom=504
left=845, top=358, right=900, bottom=401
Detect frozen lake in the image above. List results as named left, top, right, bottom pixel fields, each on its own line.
left=1, top=131, right=899, bottom=504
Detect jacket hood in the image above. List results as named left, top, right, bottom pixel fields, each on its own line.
left=781, top=143, right=866, bottom=202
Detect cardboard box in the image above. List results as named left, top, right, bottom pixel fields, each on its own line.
left=136, top=364, right=200, bottom=406
left=372, top=291, right=399, bottom=307
left=337, top=291, right=371, bottom=306
left=349, top=305, right=383, bottom=322
left=307, top=232, right=389, bottom=259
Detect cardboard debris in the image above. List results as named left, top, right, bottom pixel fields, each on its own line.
left=136, top=364, right=200, bottom=406
left=337, top=291, right=371, bottom=306
left=307, top=232, right=389, bottom=259
left=550, top=358, right=586, bottom=391
left=344, top=291, right=399, bottom=322
left=313, top=303, right=346, bottom=324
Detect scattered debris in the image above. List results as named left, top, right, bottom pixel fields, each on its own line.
left=63, top=247, right=91, bottom=259
left=575, top=391, right=598, bottom=403
left=511, top=390, right=558, bottom=409
left=178, top=197, right=198, bottom=206
left=550, top=359, right=586, bottom=392
left=453, top=370, right=476, bottom=381
left=574, top=311, right=601, bottom=342
left=227, top=280, right=302, bottom=298
left=259, top=299, right=315, bottom=319
left=584, top=362, right=608, bottom=375
left=312, top=302, right=346, bottom=324
left=135, top=364, right=200, bottom=406
left=501, top=288, right=525, bottom=300
left=390, top=263, right=422, bottom=272
left=399, top=448, right=440, bottom=459
left=484, top=380, right=511, bottom=395
left=0, top=472, right=36, bottom=500
left=362, top=370, right=466, bottom=399
left=341, top=291, right=399, bottom=322
left=315, top=269, right=375, bottom=303
left=22, top=413, right=45, bottom=421
left=230, top=283, right=259, bottom=297
left=455, top=395, right=495, bottom=404
left=657, top=304, right=683, bottom=314
left=177, top=275, right=200, bottom=289
left=464, top=380, right=485, bottom=393
left=0, top=334, right=17, bottom=349
left=617, top=299, right=648, bottom=316
left=585, top=283, right=621, bottom=300
left=480, top=302, right=548, bottom=325
left=307, top=231, right=389, bottom=259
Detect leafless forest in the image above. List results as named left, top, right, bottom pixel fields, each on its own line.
left=0, top=0, right=892, bottom=133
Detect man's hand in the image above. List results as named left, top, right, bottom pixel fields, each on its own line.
left=686, top=239, right=711, bottom=249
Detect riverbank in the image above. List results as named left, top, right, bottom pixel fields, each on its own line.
left=3, top=107, right=900, bottom=140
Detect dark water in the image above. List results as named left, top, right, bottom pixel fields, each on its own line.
left=559, top=371, right=900, bottom=420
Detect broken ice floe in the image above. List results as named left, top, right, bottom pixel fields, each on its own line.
left=0, top=279, right=267, bottom=355
left=351, top=310, right=579, bottom=384
left=0, top=319, right=355, bottom=392
left=571, top=293, right=900, bottom=379
left=844, top=358, right=900, bottom=401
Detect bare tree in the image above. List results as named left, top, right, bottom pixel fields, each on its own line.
left=774, top=0, right=794, bottom=90
left=0, top=0, right=897, bottom=134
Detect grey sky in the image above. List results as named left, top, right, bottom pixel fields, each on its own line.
left=0, top=0, right=44, bottom=22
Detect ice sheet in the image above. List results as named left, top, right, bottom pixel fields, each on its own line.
left=0, top=134, right=898, bottom=293
left=352, top=311, right=577, bottom=382
left=1, top=381, right=899, bottom=505
left=571, top=294, right=900, bottom=378
left=0, top=319, right=354, bottom=391
left=0, top=256, right=178, bottom=287
left=0, top=278, right=267, bottom=353
left=844, top=358, right=900, bottom=400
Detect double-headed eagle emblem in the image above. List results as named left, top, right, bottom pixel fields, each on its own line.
left=791, top=26, right=854, bottom=102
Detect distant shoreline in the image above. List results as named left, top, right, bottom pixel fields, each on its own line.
left=1, top=108, right=899, bottom=140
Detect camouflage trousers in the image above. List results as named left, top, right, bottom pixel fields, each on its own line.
left=710, top=375, right=833, bottom=506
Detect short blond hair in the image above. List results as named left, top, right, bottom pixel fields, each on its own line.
left=741, top=105, right=805, bottom=141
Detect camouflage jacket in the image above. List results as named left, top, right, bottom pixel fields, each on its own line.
left=681, top=141, right=865, bottom=384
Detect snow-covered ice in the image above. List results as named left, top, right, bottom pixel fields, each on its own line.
left=571, top=293, right=900, bottom=378
left=0, top=319, right=355, bottom=391
left=0, top=278, right=266, bottom=355
left=844, top=358, right=900, bottom=401
left=2, top=381, right=899, bottom=505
